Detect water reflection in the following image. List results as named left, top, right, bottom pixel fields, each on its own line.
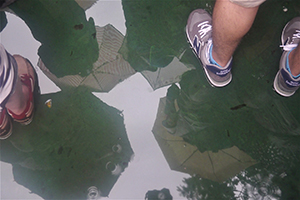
left=9, top=0, right=99, bottom=77
left=87, top=186, right=101, bottom=200
left=150, top=0, right=300, bottom=198
left=0, top=87, right=133, bottom=199
left=153, top=97, right=257, bottom=182
left=177, top=161, right=300, bottom=199
left=1, top=1, right=134, bottom=199
left=120, top=0, right=211, bottom=89
left=2, top=0, right=300, bottom=199
left=156, top=67, right=300, bottom=198
left=38, top=24, right=136, bottom=92
left=145, top=188, right=173, bottom=200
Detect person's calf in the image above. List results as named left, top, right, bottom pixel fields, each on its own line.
left=212, top=0, right=259, bottom=67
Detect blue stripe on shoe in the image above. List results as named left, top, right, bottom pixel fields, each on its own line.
left=209, top=43, right=223, bottom=68
left=286, top=48, right=300, bottom=79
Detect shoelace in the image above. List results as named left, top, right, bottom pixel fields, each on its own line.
left=280, top=30, right=300, bottom=51
left=197, top=21, right=212, bottom=39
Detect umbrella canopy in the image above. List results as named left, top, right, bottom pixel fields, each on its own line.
left=38, top=24, right=136, bottom=92
left=152, top=98, right=257, bottom=182
left=141, top=53, right=194, bottom=90
left=0, top=87, right=134, bottom=199
left=120, top=0, right=202, bottom=90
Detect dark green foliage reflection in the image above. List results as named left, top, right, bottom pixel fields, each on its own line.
left=9, top=0, right=99, bottom=77
left=156, top=0, right=300, bottom=199
left=120, top=0, right=214, bottom=72
left=0, top=87, right=133, bottom=199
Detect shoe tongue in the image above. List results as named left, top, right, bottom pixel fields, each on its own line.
left=202, top=32, right=212, bottom=42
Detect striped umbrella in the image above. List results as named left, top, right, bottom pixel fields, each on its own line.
left=38, top=24, right=136, bottom=92
left=152, top=97, right=257, bottom=182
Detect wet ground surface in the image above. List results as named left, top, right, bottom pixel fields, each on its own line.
left=1, top=0, right=300, bottom=199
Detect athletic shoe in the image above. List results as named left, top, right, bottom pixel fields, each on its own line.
left=186, top=9, right=232, bottom=87
left=273, top=17, right=300, bottom=97
left=0, top=109, right=12, bottom=139
left=7, top=58, right=39, bottom=125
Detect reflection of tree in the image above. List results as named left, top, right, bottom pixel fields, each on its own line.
left=0, top=87, right=134, bottom=199
left=177, top=175, right=235, bottom=200
left=120, top=0, right=214, bottom=72
left=159, top=0, right=300, bottom=198
left=177, top=157, right=300, bottom=200
left=119, top=0, right=217, bottom=90
left=1, top=1, right=135, bottom=199
left=174, top=69, right=300, bottom=198
left=234, top=167, right=281, bottom=200
left=9, top=0, right=99, bottom=77
left=38, top=24, right=136, bottom=93
left=0, top=11, right=7, bottom=31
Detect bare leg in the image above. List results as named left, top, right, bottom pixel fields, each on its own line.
left=288, top=45, right=300, bottom=76
left=5, top=55, right=33, bottom=115
left=212, top=0, right=259, bottom=67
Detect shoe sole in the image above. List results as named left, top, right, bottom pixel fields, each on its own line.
left=273, top=70, right=295, bottom=97
left=0, top=115, right=13, bottom=140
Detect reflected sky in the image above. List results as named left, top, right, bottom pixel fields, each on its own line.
left=0, top=1, right=187, bottom=199
left=1, top=0, right=300, bottom=200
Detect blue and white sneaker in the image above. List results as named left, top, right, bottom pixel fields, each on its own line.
left=274, top=17, right=300, bottom=97
left=186, top=9, right=232, bottom=87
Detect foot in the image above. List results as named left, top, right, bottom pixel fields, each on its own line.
left=273, top=17, right=300, bottom=97
left=186, top=9, right=232, bottom=87
left=0, top=109, right=12, bottom=139
left=7, top=55, right=37, bottom=125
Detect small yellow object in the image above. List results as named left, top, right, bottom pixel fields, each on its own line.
left=45, top=99, right=52, bottom=108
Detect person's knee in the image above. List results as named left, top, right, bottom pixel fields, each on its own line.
left=229, top=0, right=266, bottom=8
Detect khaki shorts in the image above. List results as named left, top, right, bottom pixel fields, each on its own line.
left=230, top=0, right=266, bottom=8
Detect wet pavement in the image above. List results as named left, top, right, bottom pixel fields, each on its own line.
left=1, top=0, right=300, bottom=199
